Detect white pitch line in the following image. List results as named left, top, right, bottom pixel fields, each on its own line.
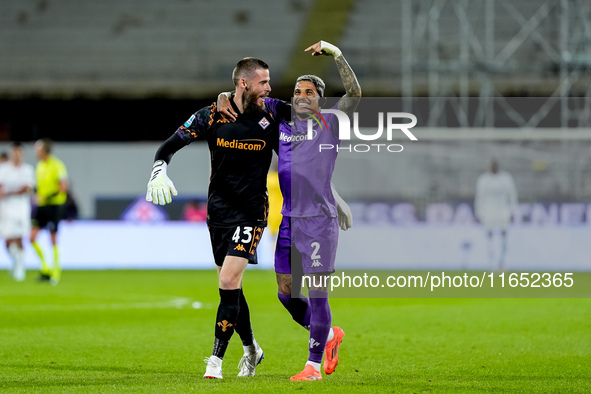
left=0, top=297, right=202, bottom=311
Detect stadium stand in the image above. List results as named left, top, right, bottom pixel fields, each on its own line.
left=0, top=0, right=314, bottom=98
left=336, top=0, right=590, bottom=97
left=2, top=0, right=590, bottom=99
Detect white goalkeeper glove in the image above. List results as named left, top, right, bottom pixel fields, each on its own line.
left=332, top=184, right=352, bottom=231
left=320, top=40, right=342, bottom=58
left=146, top=160, right=178, bottom=205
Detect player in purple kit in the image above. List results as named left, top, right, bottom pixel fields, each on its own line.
left=218, top=40, right=360, bottom=381
left=276, top=40, right=360, bottom=381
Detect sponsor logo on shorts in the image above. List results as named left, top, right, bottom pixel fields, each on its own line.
left=217, top=138, right=266, bottom=151
left=248, top=227, right=263, bottom=255
left=311, top=260, right=323, bottom=267
left=234, top=244, right=247, bottom=252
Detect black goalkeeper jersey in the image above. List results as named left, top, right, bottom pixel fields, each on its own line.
left=176, top=100, right=279, bottom=228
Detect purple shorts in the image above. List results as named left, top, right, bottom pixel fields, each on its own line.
left=274, top=215, right=338, bottom=275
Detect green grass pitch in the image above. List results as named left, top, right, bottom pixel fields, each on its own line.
left=0, top=270, right=589, bottom=393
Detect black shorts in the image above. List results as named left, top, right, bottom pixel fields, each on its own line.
left=208, top=224, right=265, bottom=267
left=32, top=204, right=65, bottom=233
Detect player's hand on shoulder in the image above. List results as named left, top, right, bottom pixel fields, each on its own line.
left=216, top=92, right=237, bottom=122
left=305, top=40, right=342, bottom=58
left=146, top=160, right=178, bottom=205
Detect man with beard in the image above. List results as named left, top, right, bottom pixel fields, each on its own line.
left=217, top=40, right=360, bottom=381
left=146, top=57, right=278, bottom=379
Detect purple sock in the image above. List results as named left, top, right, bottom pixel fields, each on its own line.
left=278, top=292, right=311, bottom=329
left=308, top=289, right=332, bottom=364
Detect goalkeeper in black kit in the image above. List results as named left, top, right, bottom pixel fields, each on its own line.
left=146, top=57, right=279, bottom=379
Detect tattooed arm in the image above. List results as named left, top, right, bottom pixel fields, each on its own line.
left=305, top=40, right=362, bottom=116
left=334, top=54, right=362, bottom=115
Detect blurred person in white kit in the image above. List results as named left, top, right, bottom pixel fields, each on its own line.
left=475, top=159, right=518, bottom=271
left=0, top=142, right=35, bottom=281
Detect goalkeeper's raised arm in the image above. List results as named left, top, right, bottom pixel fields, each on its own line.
left=304, top=40, right=362, bottom=116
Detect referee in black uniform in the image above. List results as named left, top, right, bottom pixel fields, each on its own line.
left=146, top=58, right=278, bottom=379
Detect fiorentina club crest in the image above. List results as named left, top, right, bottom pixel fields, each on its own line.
left=258, top=117, right=270, bottom=129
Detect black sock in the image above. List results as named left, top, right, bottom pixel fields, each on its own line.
left=235, top=288, right=254, bottom=347
left=212, top=288, right=241, bottom=359
left=278, top=293, right=311, bottom=329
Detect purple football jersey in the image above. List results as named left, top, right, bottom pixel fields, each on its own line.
left=266, top=98, right=340, bottom=218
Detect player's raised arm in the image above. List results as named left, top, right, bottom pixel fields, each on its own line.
left=305, top=40, right=362, bottom=116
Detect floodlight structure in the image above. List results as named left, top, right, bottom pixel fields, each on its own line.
left=400, top=0, right=591, bottom=128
